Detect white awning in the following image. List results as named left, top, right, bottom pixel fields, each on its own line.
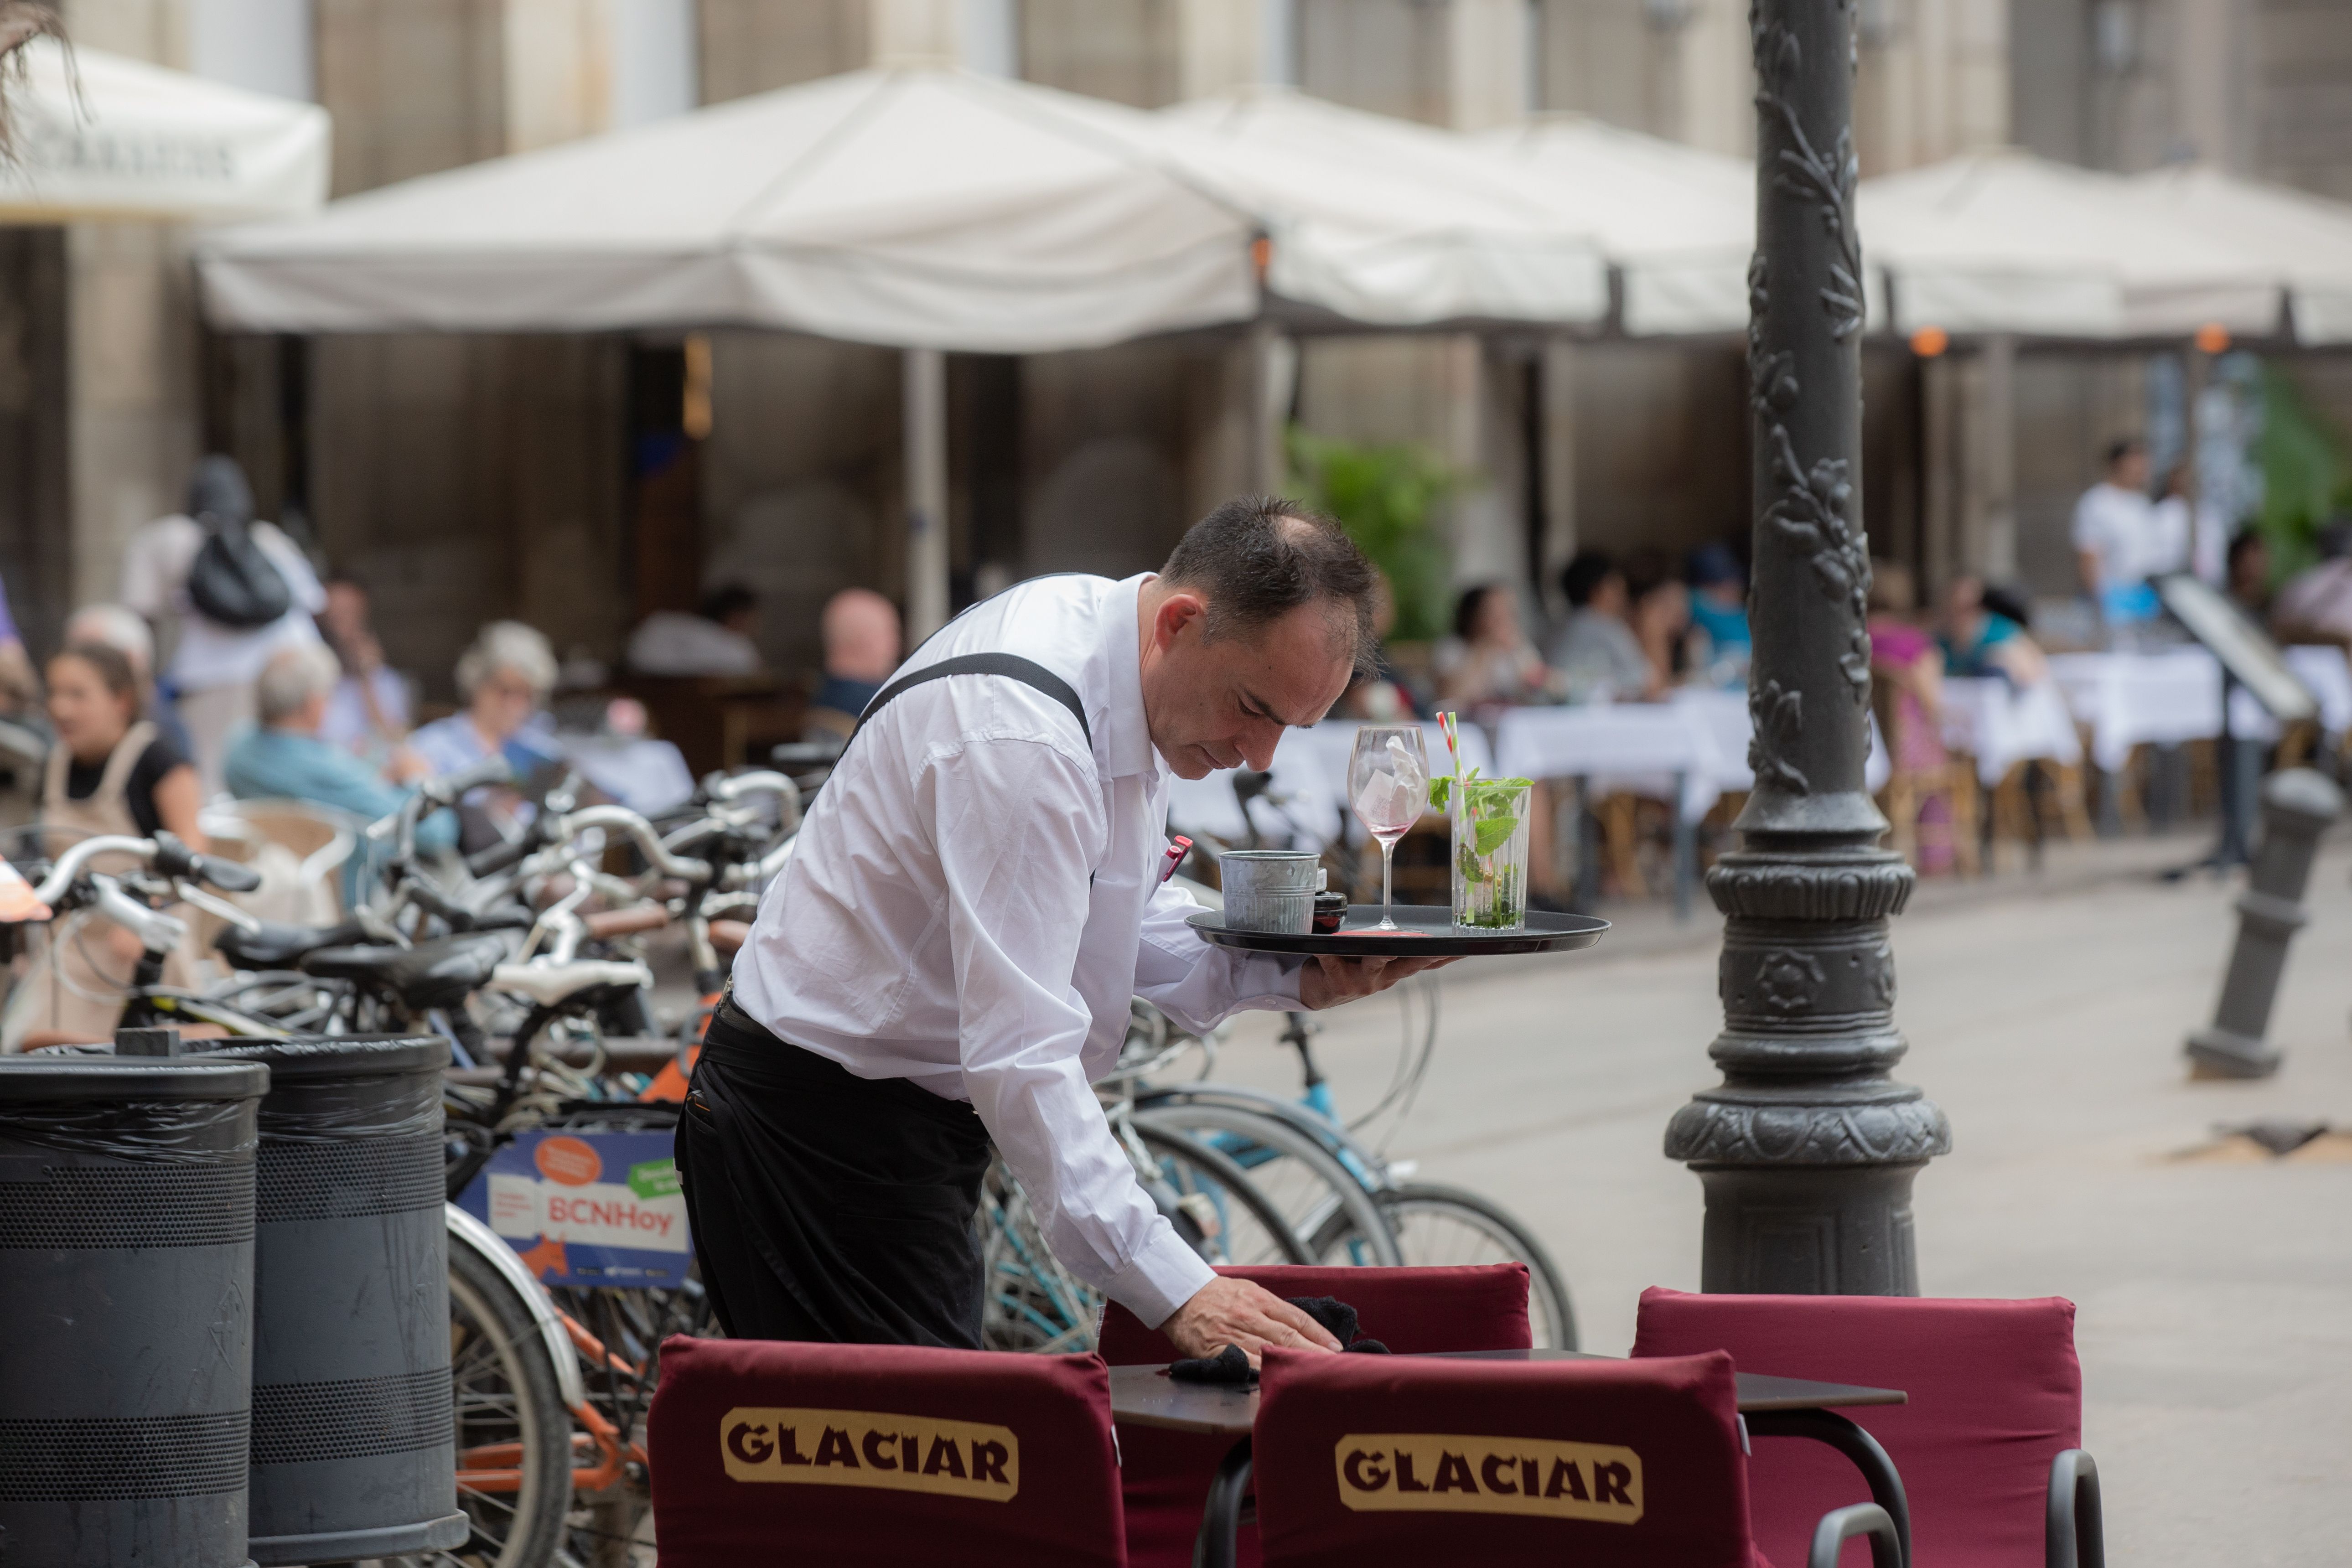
left=197, top=69, right=1257, bottom=351
left=0, top=39, right=327, bottom=223
left=2118, top=164, right=2352, bottom=345
left=1151, top=88, right=1612, bottom=328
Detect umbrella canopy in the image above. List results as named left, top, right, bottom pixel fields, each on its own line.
left=1858, top=150, right=2280, bottom=339
left=1476, top=115, right=1754, bottom=336
left=0, top=38, right=327, bottom=222
left=2118, top=163, right=2352, bottom=345
left=1150, top=88, right=1611, bottom=328
left=197, top=68, right=1256, bottom=351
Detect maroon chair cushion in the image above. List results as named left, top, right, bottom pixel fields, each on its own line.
left=647, top=1335, right=1126, bottom=1567
left=1255, top=1347, right=1756, bottom=1568
left=1632, top=1287, right=2082, bottom=1568
left=1100, top=1264, right=1532, bottom=1568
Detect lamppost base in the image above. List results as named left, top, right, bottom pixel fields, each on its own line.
left=1684, top=1160, right=1935, bottom=1296
left=2184, top=1026, right=2281, bottom=1080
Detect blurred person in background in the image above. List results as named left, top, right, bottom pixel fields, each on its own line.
left=1625, top=549, right=1692, bottom=694
left=2269, top=519, right=2352, bottom=649
left=1434, top=583, right=1551, bottom=707
left=227, top=644, right=454, bottom=886
left=409, top=622, right=564, bottom=842
left=2071, top=438, right=2160, bottom=628
left=1683, top=543, right=1751, bottom=688
left=317, top=576, right=416, bottom=766
left=41, top=642, right=205, bottom=850
left=0, top=567, right=39, bottom=721
left=120, top=455, right=327, bottom=794
left=1868, top=562, right=1955, bottom=874
left=805, top=588, right=904, bottom=738
left=1546, top=549, right=1655, bottom=702
left=2227, top=530, right=2274, bottom=623
left=626, top=583, right=765, bottom=678
left=1938, top=575, right=2049, bottom=686
left=61, top=604, right=189, bottom=755
left=2150, top=462, right=2228, bottom=588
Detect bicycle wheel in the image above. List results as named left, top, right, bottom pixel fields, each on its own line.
left=433, top=1235, right=574, bottom=1568
left=1132, top=1104, right=1401, bottom=1268
left=1376, top=1182, right=1579, bottom=1351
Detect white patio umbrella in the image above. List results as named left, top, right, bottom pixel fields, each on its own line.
left=0, top=38, right=327, bottom=222
left=1151, top=87, right=1611, bottom=328
left=197, top=68, right=1257, bottom=352
left=2118, top=163, right=2352, bottom=346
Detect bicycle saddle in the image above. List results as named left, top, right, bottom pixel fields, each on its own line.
left=214, top=916, right=368, bottom=971
left=490, top=958, right=654, bottom=1009
left=300, top=933, right=509, bottom=1010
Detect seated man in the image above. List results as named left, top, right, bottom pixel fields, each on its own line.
left=805, top=586, right=903, bottom=739
left=226, top=644, right=455, bottom=893
left=1545, top=549, right=1658, bottom=702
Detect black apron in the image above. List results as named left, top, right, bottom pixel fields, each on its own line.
left=676, top=653, right=1092, bottom=1347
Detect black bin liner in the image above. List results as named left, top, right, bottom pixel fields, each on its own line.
left=200, top=1036, right=469, bottom=1564
left=0, top=1056, right=269, bottom=1568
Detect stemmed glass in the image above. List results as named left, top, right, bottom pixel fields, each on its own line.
left=1347, top=725, right=1431, bottom=932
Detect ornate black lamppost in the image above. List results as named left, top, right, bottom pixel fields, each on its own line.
left=1663, top=0, right=1949, bottom=1294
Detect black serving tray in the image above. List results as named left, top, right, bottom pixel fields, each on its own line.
left=1186, top=904, right=1609, bottom=957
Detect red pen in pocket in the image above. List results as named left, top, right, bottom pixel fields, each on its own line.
left=1159, top=836, right=1193, bottom=884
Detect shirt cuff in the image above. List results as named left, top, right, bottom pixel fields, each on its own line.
left=1105, top=1223, right=1219, bottom=1330
left=1222, top=952, right=1304, bottom=1011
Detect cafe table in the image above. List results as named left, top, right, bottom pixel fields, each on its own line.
left=1110, top=1349, right=1912, bottom=1568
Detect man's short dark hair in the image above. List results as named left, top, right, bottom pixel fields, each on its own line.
left=1560, top=549, right=1618, bottom=608
left=699, top=583, right=759, bottom=624
left=2105, top=437, right=2145, bottom=469
left=1161, top=496, right=1378, bottom=675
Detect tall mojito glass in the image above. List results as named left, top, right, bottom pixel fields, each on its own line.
left=1450, top=774, right=1533, bottom=931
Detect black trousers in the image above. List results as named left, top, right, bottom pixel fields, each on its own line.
left=675, top=998, right=993, bottom=1347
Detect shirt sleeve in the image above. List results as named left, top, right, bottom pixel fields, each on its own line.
left=925, top=734, right=1217, bottom=1328
left=1133, top=875, right=1304, bottom=1036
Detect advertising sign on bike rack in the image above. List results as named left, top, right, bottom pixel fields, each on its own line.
left=457, top=1128, right=693, bottom=1288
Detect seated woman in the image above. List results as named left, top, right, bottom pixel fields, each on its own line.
left=409, top=621, right=565, bottom=842
left=1938, top=574, right=2049, bottom=685
left=1435, top=584, right=1554, bottom=708
left=4, top=643, right=208, bottom=1049
left=1870, top=564, right=1958, bottom=875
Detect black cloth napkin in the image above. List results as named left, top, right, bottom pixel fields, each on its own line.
left=1167, top=1294, right=1390, bottom=1384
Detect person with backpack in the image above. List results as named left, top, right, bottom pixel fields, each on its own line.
left=119, top=455, right=327, bottom=795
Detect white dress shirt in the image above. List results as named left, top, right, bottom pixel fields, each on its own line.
left=2070, top=482, right=2158, bottom=591
left=733, top=573, right=1304, bottom=1327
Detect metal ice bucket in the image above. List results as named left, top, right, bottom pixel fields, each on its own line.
left=1218, top=850, right=1322, bottom=934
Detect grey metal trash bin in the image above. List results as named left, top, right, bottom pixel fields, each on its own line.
left=0, top=1055, right=269, bottom=1568
left=204, top=1036, right=469, bottom=1564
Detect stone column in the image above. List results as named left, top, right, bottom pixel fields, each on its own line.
left=1664, top=0, right=1950, bottom=1296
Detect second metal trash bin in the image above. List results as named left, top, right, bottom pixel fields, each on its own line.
left=0, top=1054, right=269, bottom=1568
left=207, top=1035, right=469, bottom=1564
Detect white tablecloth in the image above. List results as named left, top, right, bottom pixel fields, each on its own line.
left=1938, top=678, right=2084, bottom=785
left=1493, top=703, right=1725, bottom=821
left=559, top=735, right=695, bottom=816
left=2047, top=649, right=2225, bottom=771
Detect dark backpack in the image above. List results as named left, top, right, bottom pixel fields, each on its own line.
left=187, top=512, right=292, bottom=630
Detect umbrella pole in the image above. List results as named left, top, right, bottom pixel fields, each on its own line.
left=904, top=346, right=950, bottom=643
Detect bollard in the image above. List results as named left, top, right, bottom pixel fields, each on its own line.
left=0, top=1055, right=269, bottom=1568
left=202, top=1036, right=468, bottom=1564
left=2186, top=767, right=2344, bottom=1078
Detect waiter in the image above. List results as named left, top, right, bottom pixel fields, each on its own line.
left=679, top=497, right=1446, bottom=1364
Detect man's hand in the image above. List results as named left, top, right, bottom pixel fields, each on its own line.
left=1162, top=1276, right=1343, bottom=1367
left=1298, top=953, right=1456, bottom=1011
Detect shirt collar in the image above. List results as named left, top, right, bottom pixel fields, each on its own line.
left=1102, top=575, right=1156, bottom=780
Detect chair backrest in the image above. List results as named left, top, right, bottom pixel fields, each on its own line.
left=648, top=1335, right=1128, bottom=1568
left=1098, top=1263, right=1533, bottom=1363
left=1254, top=1347, right=1755, bottom=1568
left=1633, top=1287, right=2081, bottom=1568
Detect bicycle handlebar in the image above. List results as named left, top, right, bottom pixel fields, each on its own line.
left=31, top=833, right=259, bottom=906
left=546, top=805, right=712, bottom=884
left=421, top=754, right=514, bottom=808
left=463, top=833, right=535, bottom=880
left=151, top=832, right=262, bottom=894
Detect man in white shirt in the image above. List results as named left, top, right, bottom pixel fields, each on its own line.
left=2071, top=439, right=2159, bottom=625
left=685, top=497, right=1442, bottom=1360
left=119, top=456, right=327, bottom=793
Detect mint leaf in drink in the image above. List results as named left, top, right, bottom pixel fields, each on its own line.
left=1472, top=816, right=1520, bottom=857
left=1429, top=774, right=1451, bottom=813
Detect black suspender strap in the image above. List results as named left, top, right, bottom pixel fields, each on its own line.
left=848, top=652, right=1093, bottom=750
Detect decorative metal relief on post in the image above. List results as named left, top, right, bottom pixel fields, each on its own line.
left=1665, top=0, right=1948, bottom=1298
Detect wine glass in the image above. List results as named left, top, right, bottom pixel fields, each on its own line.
left=1348, top=725, right=1431, bottom=932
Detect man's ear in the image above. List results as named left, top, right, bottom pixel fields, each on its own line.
left=1153, top=591, right=1208, bottom=650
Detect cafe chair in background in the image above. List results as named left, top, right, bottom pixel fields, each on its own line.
left=1099, top=1263, right=1533, bottom=1568
left=1633, top=1287, right=2103, bottom=1568
left=645, top=1335, right=1128, bottom=1567
left=1250, top=1346, right=1899, bottom=1568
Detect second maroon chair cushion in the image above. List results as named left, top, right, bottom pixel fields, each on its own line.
left=647, top=1335, right=1127, bottom=1567
left=1100, top=1263, right=1532, bottom=1568
left=1633, top=1286, right=2082, bottom=1568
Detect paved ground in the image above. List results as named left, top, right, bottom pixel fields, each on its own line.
left=1212, top=827, right=2352, bottom=1566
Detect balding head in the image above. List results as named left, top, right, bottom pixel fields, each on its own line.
left=65, top=605, right=155, bottom=683
left=823, top=589, right=902, bottom=683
